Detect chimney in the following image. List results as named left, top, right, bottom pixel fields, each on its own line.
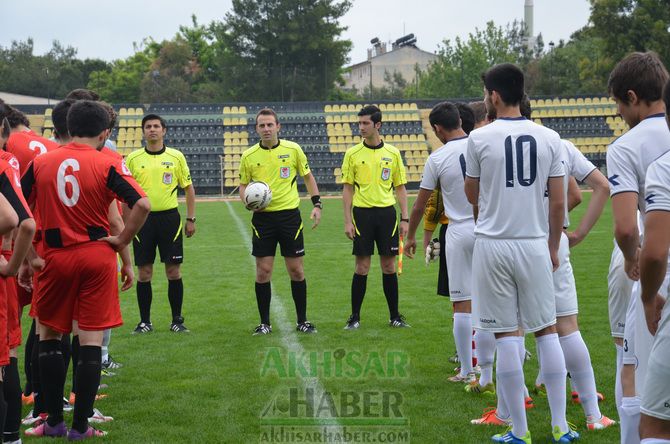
left=524, top=0, right=535, bottom=49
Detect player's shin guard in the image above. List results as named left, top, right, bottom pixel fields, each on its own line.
left=23, top=320, right=36, bottom=396
left=72, top=346, right=102, bottom=434
left=290, top=279, right=307, bottom=324
left=453, top=313, right=473, bottom=376
left=38, top=339, right=65, bottom=426
left=559, top=331, right=601, bottom=420
left=31, top=334, right=44, bottom=416
left=61, top=334, right=71, bottom=376
left=137, top=281, right=153, bottom=324
left=3, top=358, right=20, bottom=443
left=382, top=273, right=399, bottom=319
left=516, top=336, right=530, bottom=398
left=620, top=396, right=641, bottom=444
left=474, top=330, right=495, bottom=387
left=615, top=344, right=624, bottom=411
left=71, top=335, right=80, bottom=395
left=168, top=278, right=184, bottom=320
left=536, top=333, right=568, bottom=433
left=496, top=337, right=528, bottom=437
left=255, top=282, right=272, bottom=325
left=351, top=273, right=367, bottom=316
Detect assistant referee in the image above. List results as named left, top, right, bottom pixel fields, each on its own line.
left=126, top=114, right=196, bottom=334
left=342, top=105, right=410, bottom=329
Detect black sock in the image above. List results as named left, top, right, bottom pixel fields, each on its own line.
left=71, top=335, right=80, bottom=395
left=61, top=334, right=71, bottom=376
left=382, top=272, right=399, bottom=319
left=0, top=382, right=6, bottom=442
left=38, top=339, right=65, bottom=426
left=31, top=334, right=44, bottom=417
left=72, top=346, right=101, bottom=434
left=168, top=278, right=184, bottom=321
left=351, top=273, right=367, bottom=316
left=137, top=281, right=152, bottom=324
left=255, top=282, right=271, bottom=325
left=3, top=357, right=20, bottom=442
left=23, top=320, right=36, bottom=396
left=290, top=279, right=307, bottom=324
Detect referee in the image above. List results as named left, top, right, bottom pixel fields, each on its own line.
left=342, top=105, right=410, bottom=329
left=126, top=114, right=196, bottom=334
left=239, top=108, right=322, bottom=335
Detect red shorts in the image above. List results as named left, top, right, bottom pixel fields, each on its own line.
left=35, top=242, right=122, bottom=334
left=2, top=251, right=21, bottom=348
left=0, top=276, right=9, bottom=366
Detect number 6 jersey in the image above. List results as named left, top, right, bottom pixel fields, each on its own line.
left=466, top=117, right=564, bottom=239
left=21, top=142, right=146, bottom=251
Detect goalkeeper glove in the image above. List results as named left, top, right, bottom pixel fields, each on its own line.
left=425, top=238, right=440, bottom=265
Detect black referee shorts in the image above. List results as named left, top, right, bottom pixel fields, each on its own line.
left=352, top=206, right=399, bottom=257
left=437, top=223, right=449, bottom=297
left=251, top=208, right=305, bottom=258
left=133, top=209, right=184, bottom=266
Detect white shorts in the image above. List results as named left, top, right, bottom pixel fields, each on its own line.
left=472, top=237, right=556, bottom=333
left=608, top=243, right=633, bottom=338
left=445, top=221, right=475, bottom=302
left=641, top=301, right=670, bottom=420
left=554, top=232, right=577, bottom=317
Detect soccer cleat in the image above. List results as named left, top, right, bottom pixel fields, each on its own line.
left=88, top=408, right=113, bottom=423
left=448, top=352, right=460, bottom=363
left=24, top=421, right=67, bottom=437
left=21, top=411, right=47, bottom=426
left=63, top=396, right=73, bottom=412
left=471, top=408, right=511, bottom=426
left=552, top=425, right=580, bottom=443
left=296, top=321, right=317, bottom=334
left=586, top=415, right=616, bottom=430
left=454, top=365, right=481, bottom=375
left=448, top=372, right=476, bottom=383
left=253, top=324, right=272, bottom=335
left=389, top=314, right=410, bottom=328
left=102, top=355, right=123, bottom=369
left=465, top=380, right=496, bottom=396
left=132, top=322, right=153, bottom=334
left=571, top=390, right=604, bottom=404
left=525, top=396, right=535, bottom=409
left=69, top=392, right=108, bottom=405
left=100, top=368, right=116, bottom=377
left=67, top=426, right=108, bottom=440
left=344, top=314, right=360, bottom=330
left=170, top=316, right=190, bottom=333
left=492, top=429, right=532, bottom=443
left=21, top=393, right=33, bottom=405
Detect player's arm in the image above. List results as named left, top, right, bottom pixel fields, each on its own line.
left=108, top=201, right=134, bottom=291
left=464, top=177, right=479, bottom=206
left=611, top=192, right=640, bottom=280
left=567, top=176, right=582, bottom=211
left=0, top=173, right=35, bottom=276
left=342, top=183, right=355, bottom=240
left=406, top=188, right=432, bottom=258
left=640, top=210, right=670, bottom=335
left=183, top=184, right=196, bottom=237
left=567, top=169, right=609, bottom=247
left=395, top=184, right=409, bottom=238
left=547, top=176, right=565, bottom=271
left=303, top=172, right=322, bottom=229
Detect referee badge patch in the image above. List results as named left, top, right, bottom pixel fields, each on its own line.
left=280, top=166, right=290, bottom=179
left=381, top=167, right=391, bottom=181
left=163, top=172, right=173, bottom=184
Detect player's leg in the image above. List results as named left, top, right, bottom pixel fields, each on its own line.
left=609, top=243, right=632, bottom=411
left=377, top=207, right=405, bottom=327
left=449, top=300, right=474, bottom=381
left=157, top=210, right=186, bottom=332
left=3, top=348, right=20, bottom=443
left=133, top=213, right=158, bottom=333
left=165, top=263, right=187, bottom=332
left=251, top=211, right=280, bottom=334
left=35, top=324, right=66, bottom=436
left=347, top=207, right=375, bottom=329
left=621, top=284, right=641, bottom=444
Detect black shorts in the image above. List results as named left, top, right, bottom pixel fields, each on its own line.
left=252, top=209, right=305, bottom=258
left=352, top=206, right=399, bottom=256
left=437, top=223, right=449, bottom=297
left=133, top=209, right=183, bottom=266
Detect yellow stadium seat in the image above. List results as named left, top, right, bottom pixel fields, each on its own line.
left=576, top=98, right=584, bottom=106
left=230, top=106, right=238, bottom=114
left=568, top=98, right=576, bottom=106
left=324, top=104, right=332, bottom=113
left=332, top=104, right=341, bottom=113
left=44, top=108, right=53, bottom=117
left=347, top=104, right=356, bottom=112
left=417, top=134, right=426, bottom=142
left=584, top=97, right=593, bottom=105
left=239, top=106, right=247, bottom=114
left=223, top=106, right=231, bottom=114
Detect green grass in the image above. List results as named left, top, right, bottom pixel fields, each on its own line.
left=21, top=193, right=619, bottom=443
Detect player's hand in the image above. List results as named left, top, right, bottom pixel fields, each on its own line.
left=566, top=230, right=583, bottom=248
left=344, top=222, right=356, bottom=240
left=404, top=237, right=416, bottom=259
left=0, top=255, right=12, bottom=277
left=310, top=207, right=321, bottom=229
left=185, top=220, right=196, bottom=238
left=399, top=220, right=409, bottom=238
left=624, top=248, right=640, bottom=281
left=550, top=248, right=560, bottom=271
left=120, top=264, right=134, bottom=291
left=18, top=262, right=33, bottom=292
left=100, top=235, right=128, bottom=252
left=643, top=293, right=666, bottom=336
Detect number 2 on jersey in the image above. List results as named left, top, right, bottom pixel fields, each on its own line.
left=504, top=135, right=537, bottom=187
left=57, top=159, right=80, bottom=207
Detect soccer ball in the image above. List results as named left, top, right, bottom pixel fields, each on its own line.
left=244, top=181, right=272, bottom=210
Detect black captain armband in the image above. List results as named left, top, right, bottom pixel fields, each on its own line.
left=311, top=195, right=323, bottom=209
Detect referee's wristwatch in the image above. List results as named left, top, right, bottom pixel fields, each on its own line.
left=186, top=217, right=196, bottom=223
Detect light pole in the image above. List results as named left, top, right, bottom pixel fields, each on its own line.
left=548, top=41, right=555, bottom=97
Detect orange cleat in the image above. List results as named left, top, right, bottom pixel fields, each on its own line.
left=471, top=407, right=511, bottom=426
left=525, top=396, right=535, bottom=409
left=22, top=393, right=34, bottom=405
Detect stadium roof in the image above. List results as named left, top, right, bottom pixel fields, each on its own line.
left=0, top=91, right=52, bottom=105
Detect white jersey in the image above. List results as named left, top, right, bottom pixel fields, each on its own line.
left=559, top=139, right=597, bottom=227
left=466, top=117, right=564, bottom=239
left=606, top=113, right=670, bottom=220
left=645, top=151, right=670, bottom=214
left=420, top=136, right=473, bottom=224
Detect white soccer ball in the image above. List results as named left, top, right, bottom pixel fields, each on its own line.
left=244, top=181, right=272, bottom=210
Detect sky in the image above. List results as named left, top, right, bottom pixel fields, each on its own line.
left=1, top=0, right=592, bottom=65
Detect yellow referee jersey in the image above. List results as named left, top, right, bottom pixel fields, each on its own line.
left=341, top=141, right=407, bottom=208
left=239, top=139, right=310, bottom=212
left=125, top=146, right=192, bottom=212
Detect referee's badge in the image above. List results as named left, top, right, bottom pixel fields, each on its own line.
left=280, top=166, right=290, bottom=179
left=163, top=172, right=173, bottom=184
left=381, top=167, right=391, bottom=181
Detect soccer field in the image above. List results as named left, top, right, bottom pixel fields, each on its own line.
left=26, top=193, right=620, bottom=443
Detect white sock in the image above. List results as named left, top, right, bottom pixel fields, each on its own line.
left=641, top=439, right=670, bottom=444
left=535, top=339, right=543, bottom=386
left=497, top=337, right=527, bottom=437
left=454, top=313, right=473, bottom=376
left=496, top=371, right=510, bottom=420
left=474, top=330, right=495, bottom=386
left=516, top=336, right=530, bottom=398
left=615, top=344, right=624, bottom=411
left=536, top=333, right=568, bottom=433
left=621, top=396, right=641, bottom=444
left=559, top=331, right=601, bottom=420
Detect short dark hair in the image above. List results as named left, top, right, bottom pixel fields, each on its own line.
left=67, top=100, right=110, bottom=138
left=482, top=63, right=525, bottom=106
left=0, top=103, right=29, bottom=128
left=65, top=88, right=100, bottom=101
left=99, top=102, right=117, bottom=130
left=608, top=52, right=669, bottom=104
left=141, top=114, right=167, bottom=129
left=52, top=99, right=75, bottom=140
left=468, top=101, right=487, bottom=124
left=455, top=103, right=475, bottom=134
left=358, top=105, right=382, bottom=124
left=520, top=94, right=532, bottom=120
left=664, top=78, right=670, bottom=119
left=428, top=102, right=460, bottom=132
left=255, top=108, right=279, bottom=124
